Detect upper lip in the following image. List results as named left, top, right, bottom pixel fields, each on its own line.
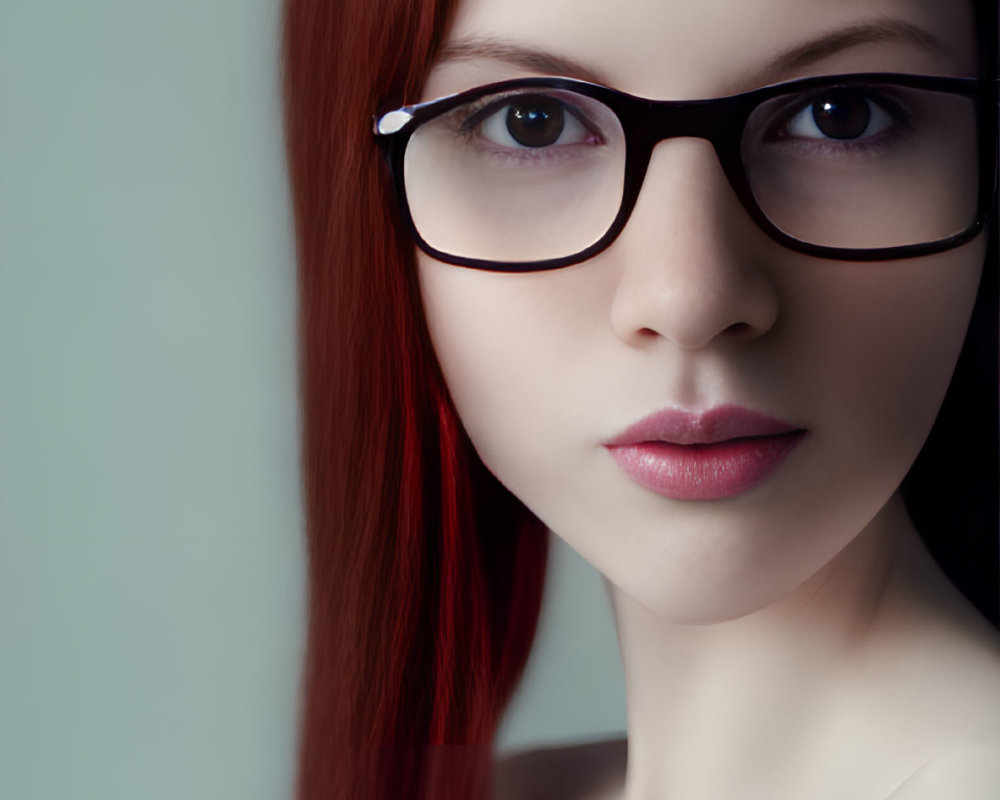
left=605, top=404, right=804, bottom=446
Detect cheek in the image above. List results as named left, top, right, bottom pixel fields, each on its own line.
left=794, top=244, right=985, bottom=482
left=417, top=255, right=606, bottom=469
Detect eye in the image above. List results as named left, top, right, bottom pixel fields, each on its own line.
left=782, top=89, right=895, bottom=141
left=476, top=94, right=596, bottom=149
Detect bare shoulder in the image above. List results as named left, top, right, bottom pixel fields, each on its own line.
left=909, top=617, right=1000, bottom=739
left=886, top=740, right=1000, bottom=799
left=492, top=737, right=627, bottom=800
left=885, top=569, right=1000, bottom=746
left=885, top=635, right=1000, bottom=798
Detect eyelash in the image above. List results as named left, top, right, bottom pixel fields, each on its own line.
left=450, top=93, right=605, bottom=160
left=762, top=90, right=913, bottom=155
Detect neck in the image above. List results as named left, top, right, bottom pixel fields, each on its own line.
left=612, top=493, right=918, bottom=799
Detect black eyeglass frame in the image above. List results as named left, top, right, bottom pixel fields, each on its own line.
left=374, top=73, right=999, bottom=272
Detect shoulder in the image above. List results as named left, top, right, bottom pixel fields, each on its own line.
left=492, top=737, right=627, bottom=800
left=887, top=740, right=1000, bottom=800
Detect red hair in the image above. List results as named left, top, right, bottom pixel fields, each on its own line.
left=282, top=1, right=549, bottom=797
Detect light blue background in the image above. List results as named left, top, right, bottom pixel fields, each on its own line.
left=0, top=2, right=625, bottom=798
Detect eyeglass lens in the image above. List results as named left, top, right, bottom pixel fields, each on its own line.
left=402, top=83, right=979, bottom=262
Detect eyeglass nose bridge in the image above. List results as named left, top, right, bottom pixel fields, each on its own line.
left=643, top=96, right=746, bottom=140
left=614, top=95, right=762, bottom=243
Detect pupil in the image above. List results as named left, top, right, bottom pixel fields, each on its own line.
left=811, top=91, right=871, bottom=139
left=506, top=98, right=565, bottom=147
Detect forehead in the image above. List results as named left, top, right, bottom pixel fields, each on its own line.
left=426, top=0, right=976, bottom=99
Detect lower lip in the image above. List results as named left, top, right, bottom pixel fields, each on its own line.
left=606, top=432, right=806, bottom=501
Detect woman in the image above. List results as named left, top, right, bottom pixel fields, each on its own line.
left=283, top=0, right=1000, bottom=797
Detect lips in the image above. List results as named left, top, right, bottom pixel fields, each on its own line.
left=604, top=404, right=807, bottom=500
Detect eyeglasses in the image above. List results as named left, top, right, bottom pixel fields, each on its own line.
left=374, top=73, right=998, bottom=272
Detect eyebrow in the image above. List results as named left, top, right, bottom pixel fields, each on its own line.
left=764, top=18, right=950, bottom=77
left=435, top=18, right=951, bottom=87
left=435, top=36, right=608, bottom=84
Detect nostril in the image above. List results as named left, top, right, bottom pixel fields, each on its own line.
left=724, top=321, right=754, bottom=337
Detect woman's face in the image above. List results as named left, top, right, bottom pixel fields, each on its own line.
left=415, top=0, right=987, bottom=622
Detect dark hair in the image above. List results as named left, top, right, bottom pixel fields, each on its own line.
left=901, top=0, right=999, bottom=628
left=282, top=2, right=999, bottom=798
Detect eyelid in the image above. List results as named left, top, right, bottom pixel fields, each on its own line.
left=454, top=89, right=606, bottom=143
left=454, top=92, right=524, bottom=133
left=759, top=85, right=911, bottom=141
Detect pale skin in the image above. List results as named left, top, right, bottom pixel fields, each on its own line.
left=412, top=0, right=1000, bottom=797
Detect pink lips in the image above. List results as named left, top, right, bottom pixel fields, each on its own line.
left=604, top=404, right=806, bottom=500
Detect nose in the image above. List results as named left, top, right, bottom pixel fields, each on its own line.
left=608, top=138, right=779, bottom=351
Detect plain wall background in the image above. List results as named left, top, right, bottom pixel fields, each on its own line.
left=0, top=2, right=625, bottom=797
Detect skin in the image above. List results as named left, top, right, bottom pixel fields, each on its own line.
left=413, top=0, right=1000, bottom=797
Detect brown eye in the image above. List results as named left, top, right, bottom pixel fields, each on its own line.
left=810, top=90, right=872, bottom=139
left=472, top=92, right=594, bottom=151
left=505, top=98, right=566, bottom=147
left=773, top=88, right=897, bottom=144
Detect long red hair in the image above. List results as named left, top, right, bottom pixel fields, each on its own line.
left=282, top=0, right=549, bottom=797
